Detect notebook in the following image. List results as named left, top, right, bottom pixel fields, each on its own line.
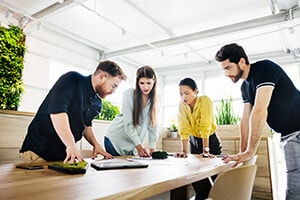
left=91, top=158, right=148, bottom=170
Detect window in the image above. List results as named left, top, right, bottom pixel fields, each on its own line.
left=49, top=60, right=130, bottom=109
left=48, top=60, right=90, bottom=89
left=161, top=75, right=243, bottom=126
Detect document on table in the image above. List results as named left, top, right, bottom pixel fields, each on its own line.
left=127, top=156, right=191, bottom=166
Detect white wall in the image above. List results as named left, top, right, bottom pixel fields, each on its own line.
left=17, top=27, right=136, bottom=112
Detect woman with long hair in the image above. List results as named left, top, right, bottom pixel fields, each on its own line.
left=105, top=66, right=159, bottom=157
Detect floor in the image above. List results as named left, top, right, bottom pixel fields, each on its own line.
left=146, top=184, right=195, bottom=200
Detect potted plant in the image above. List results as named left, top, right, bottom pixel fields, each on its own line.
left=215, top=96, right=241, bottom=140
left=167, top=120, right=178, bottom=138
left=0, top=25, right=26, bottom=110
left=94, top=99, right=120, bottom=121
left=215, top=96, right=240, bottom=125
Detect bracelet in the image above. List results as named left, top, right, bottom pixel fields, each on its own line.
left=203, top=147, right=210, bottom=153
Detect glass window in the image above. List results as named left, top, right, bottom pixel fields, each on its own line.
left=48, top=60, right=130, bottom=109
left=48, top=60, right=90, bottom=89
left=162, top=84, right=180, bottom=126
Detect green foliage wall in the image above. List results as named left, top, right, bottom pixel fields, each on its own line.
left=0, top=25, right=26, bottom=110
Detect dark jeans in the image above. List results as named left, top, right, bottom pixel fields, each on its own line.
left=104, top=136, right=121, bottom=156
left=189, top=133, right=222, bottom=200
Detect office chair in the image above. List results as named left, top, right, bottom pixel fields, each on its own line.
left=207, top=164, right=257, bottom=200
left=208, top=155, right=257, bottom=186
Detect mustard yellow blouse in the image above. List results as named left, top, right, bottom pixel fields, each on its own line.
left=177, top=95, right=217, bottom=140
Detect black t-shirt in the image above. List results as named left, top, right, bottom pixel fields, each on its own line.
left=241, top=60, right=300, bottom=136
left=20, top=72, right=102, bottom=161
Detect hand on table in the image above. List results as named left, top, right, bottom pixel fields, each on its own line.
left=174, top=152, right=188, bottom=158
left=92, top=143, right=113, bottom=159
left=138, top=148, right=151, bottom=157
left=222, top=151, right=253, bottom=167
left=64, top=145, right=84, bottom=163
left=201, top=152, right=215, bottom=158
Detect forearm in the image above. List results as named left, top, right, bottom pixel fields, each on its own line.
left=50, top=113, right=76, bottom=148
left=202, top=137, right=209, bottom=148
left=83, top=127, right=100, bottom=147
left=240, top=119, right=249, bottom=152
left=181, top=140, right=189, bottom=153
left=246, top=111, right=266, bottom=155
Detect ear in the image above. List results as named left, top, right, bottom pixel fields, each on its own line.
left=98, top=71, right=106, bottom=80
left=239, top=58, right=246, bottom=66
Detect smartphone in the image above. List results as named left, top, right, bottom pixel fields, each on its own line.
left=16, top=165, right=44, bottom=170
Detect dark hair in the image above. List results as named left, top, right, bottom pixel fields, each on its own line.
left=215, top=43, right=249, bottom=65
left=133, top=66, right=158, bottom=127
left=178, top=77, right=198, bottom=90
left=94, top=60, right=127, bottom=80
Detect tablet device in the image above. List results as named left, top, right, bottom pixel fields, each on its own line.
left=91, top=158, right=148, bottom=170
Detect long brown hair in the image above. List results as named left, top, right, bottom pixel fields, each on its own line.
left=133, top=66, right=158, bottom=127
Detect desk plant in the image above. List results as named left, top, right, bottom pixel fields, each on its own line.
left=215, top=97, right=240, bottom=125
left=0, top=25, right=26, bottom=110
left=94, top=99, right=120, bottom=121
left=167, top=120, right=178, bottom=138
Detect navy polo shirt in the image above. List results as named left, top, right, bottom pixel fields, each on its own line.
left=20, top=72, right=102, bottom=161
left=241, top=60, right=300, bottom=136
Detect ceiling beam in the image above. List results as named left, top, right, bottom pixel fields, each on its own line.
left=105, top=7, right=300, bottom=58
left=155, top=50, right=299, bottom=76
left=31, top=0, right=80, bottom=19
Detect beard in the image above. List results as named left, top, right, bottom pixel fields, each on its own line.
left=95, top=84, right=109, bottom=98
left=230, top=65, right=243, bottom=83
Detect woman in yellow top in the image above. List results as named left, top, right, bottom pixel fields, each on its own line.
left=176, top=77, right=222, bottom=200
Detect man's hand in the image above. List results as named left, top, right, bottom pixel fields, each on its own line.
left=92, top=143, right=113, bottom=159
left=64, top=145, right=84, bottom=163
left=222, top=151, right=253, bottom=167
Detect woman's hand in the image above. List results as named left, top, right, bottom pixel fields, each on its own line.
left=174, top=152, right=188, bottom=158
left=201, top=152, right=215, bottom=158
left=136, top=144, right=151, bottom=157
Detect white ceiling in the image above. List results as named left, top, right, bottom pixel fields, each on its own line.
left=1, top=0, right=300, bottom=74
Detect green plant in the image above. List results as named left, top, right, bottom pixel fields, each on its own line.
left=95, top=99, right=120, bottom=121
left=167, top=120, right=178, bottom=132
left=215, top=97, right=240, bottom=125
left=0, top=25, right=26, bottom=110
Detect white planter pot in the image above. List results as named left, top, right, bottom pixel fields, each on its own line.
left=170, top=131, right=178, bottom=138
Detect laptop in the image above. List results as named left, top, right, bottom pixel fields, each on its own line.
left=91, top=158, right=148, bottom=170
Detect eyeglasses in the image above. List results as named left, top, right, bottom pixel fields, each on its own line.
left=109, top=79, right=118, bottom=91
left=105, top=74, right=119, bottom=91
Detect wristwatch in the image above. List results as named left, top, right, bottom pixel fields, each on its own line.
left=204, top=147, right=210, bottom=153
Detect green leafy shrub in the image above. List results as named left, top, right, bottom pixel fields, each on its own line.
left=167, top=119, right=178, bottom=132
left=215, top=97, right=240, bottom=125
left=0, top=25, right=26, bottom=110
left=95, top=99, right=120, bottom=121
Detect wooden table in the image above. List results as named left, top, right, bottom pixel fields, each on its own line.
left=0, top=155, right=232, bottom=200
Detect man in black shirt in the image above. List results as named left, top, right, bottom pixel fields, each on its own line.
left=215, top=43, right=300, bottom=200
left=20, top=60, right=127, bottom=163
